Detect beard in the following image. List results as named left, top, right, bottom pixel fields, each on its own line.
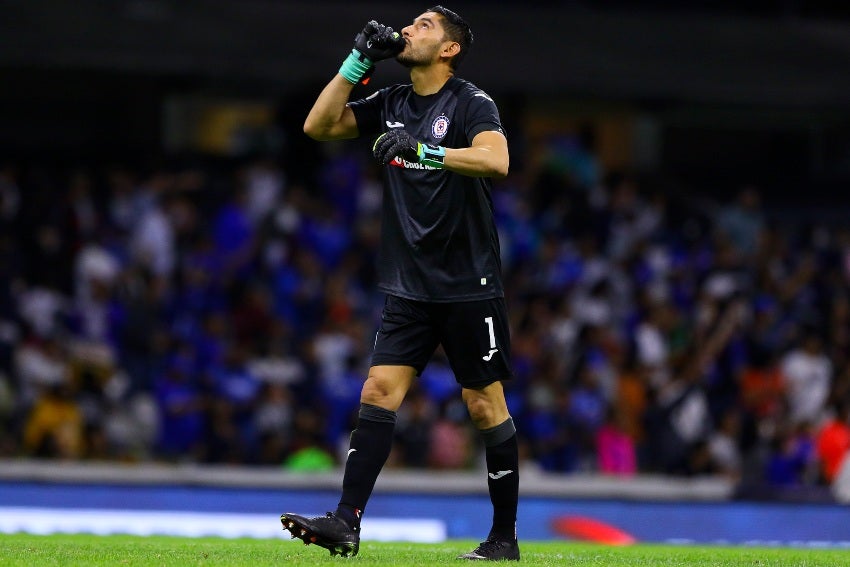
left=395, top=51, right=420, bottom=68
left=395, top=45, right=435, bottom=68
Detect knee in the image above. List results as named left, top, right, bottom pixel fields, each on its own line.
left=361, top=372, right=406, bottom=410
left=463, top=386, right=510, bottom=429
left=464, top=395, right=496, bottom=428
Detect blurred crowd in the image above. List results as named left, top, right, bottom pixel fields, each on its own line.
left=1, top=129, right=850, bottom=496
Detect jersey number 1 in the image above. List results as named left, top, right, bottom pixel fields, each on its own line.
left=482, top=316, right=499, bottom=361
left=484, top=316, right=496, bottom=349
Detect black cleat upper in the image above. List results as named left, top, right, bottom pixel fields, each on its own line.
left=458, top=536, right=520, bottom=561
left=280, top=511, right=360, bottom=557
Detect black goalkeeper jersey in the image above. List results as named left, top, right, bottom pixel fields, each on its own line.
left=349, top=76, right=505, bottom=302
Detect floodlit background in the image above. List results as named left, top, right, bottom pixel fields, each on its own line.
left=2, top=0, right=850, bottom=545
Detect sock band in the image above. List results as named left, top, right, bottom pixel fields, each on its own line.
left=359, top=402, right=397, bottom=424
left=481, top=417, right=516, bottom=447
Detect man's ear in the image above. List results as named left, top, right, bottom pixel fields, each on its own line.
left=442, top=41, right=460, bottom=60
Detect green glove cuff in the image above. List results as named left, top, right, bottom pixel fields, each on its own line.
left=417, top=143, right=447, bottom=169
left=339, top=49, right=373, bottom=84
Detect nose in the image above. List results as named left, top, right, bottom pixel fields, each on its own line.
left=401, top=24, right=412, bottom=37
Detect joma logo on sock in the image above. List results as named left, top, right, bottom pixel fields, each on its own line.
left=488, top=470, right=513, bottom=480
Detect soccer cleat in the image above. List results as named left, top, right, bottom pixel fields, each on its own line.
left=458, top=536, right=520, bottom=561
left=280, top=512, right=360, bottom=557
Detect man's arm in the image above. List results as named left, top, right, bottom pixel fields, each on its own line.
left=303, top=76, right=360, bottom=141
left=372, top=129, right=510, bottom=179
left=303, top=20, right=404, bottom=142
left=443, top=130, right=509, bottom=179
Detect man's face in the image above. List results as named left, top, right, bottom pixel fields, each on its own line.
left=397, top=11, right=451, bottom=67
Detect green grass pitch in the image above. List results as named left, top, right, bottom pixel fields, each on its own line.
left=0, top=534, right=846, bottom=566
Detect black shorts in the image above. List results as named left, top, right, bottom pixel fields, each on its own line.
left=370, top=294, right=513, bottom=389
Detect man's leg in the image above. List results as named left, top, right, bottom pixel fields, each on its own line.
left=336, top=365, right=415, bottom=527
left=459, top=381, right=520, bottom=561
left=281, top=365, right=414, bottom=557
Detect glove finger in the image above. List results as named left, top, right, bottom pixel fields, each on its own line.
left=373, top=131, right=394, bottom=152
left=378, top=142, right=401, bottom=164
left=364, top=20, right=379, bottom=34
left=379, top=27, right=395, bottom=41
left=378, top=138, right=406, bottom=164
left=378, top=28, right=403, bottom=52
left=373, top=133, right=394, bottom=162
left=370, top=25, right=388, bottom=44
left=384, top=140, right=407, bottom=163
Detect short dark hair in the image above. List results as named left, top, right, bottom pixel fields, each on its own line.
left=427, top=5, right=473, bottom=70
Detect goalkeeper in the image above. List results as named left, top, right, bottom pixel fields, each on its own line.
left=281, top=5, right=518, bottom=561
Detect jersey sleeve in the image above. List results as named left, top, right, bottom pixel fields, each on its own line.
left=348, top=89, right=385, bottom=139
left=463, top=89, right=505, bottom=143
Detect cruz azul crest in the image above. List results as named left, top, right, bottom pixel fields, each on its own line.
left=431, top=114, right=450, bottom=140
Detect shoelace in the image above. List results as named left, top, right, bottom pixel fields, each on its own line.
left=325, top=511, right=360, bottom=533
left=474, top=538, right=511, bottom=554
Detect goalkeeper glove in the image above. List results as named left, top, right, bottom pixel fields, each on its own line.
left=373, top=129, right=446, bottom=168
left=339, top=20, right=405, bottom=85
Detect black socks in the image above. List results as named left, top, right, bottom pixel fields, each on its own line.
left=482, top=417, right=519, bottom=540
left=336, top=405, right=518, bottom=541
left=336, top=403, right=397, bottom=529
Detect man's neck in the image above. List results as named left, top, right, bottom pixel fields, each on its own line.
left=410, top=65, right=454, bottom=96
